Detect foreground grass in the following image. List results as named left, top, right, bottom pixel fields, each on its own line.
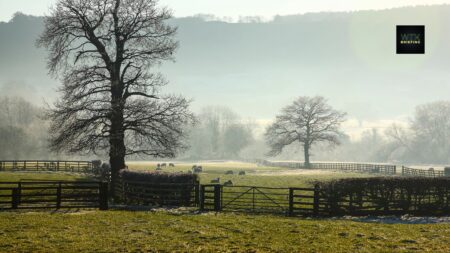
left=0, top=210, right=448, bottom=252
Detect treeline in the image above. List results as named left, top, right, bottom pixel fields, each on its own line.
left=1, top=95, right=449, bottom=164
left=182, top=106, right=254, bottom=159
left=273, top=101, right=450, bottom=165
left=0, top=96, right=48, bottom=159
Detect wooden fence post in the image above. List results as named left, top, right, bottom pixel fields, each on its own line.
left=214, top=185, right=222, bottom=212
left=12, top=188, right=19, bottom=209
left=313, top=184, right=320, bottom=216
left=56, top=182, right=62, bottom=209
left=288, top=188, right=294, bottom=216
left=17, top=182, right=22, bottom=205
left=194, top=183, right=200, bottom=207
left=99, top=182, right=109, bottom=210
left=200, top=185, right=205, bottom=211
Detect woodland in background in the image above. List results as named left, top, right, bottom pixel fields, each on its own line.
left=0, top=95, right=449, bottom=165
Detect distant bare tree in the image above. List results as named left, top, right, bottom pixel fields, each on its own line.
left=265, top=96, right=346, bottom=167
left=385, top=101, right=450, bottom=163
left=37, top=0, right=194, bottom=198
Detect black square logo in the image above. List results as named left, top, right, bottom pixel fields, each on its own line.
left=396, top=25, right=425, bottom=54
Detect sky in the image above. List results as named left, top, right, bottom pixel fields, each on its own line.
left=1, top=0, right=450, bottom=22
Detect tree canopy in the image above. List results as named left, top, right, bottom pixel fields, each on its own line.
left=265, top=96, right=346, bottom=166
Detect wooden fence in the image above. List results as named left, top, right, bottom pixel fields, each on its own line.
left=200, top=185, right=320, bottom=216
left=200, top=183, right=450, bottom=217
left=0, top=160, right=95, bottom=174
left=259, top=161, right=397, bottom=175
left=402, top=166, right=447, bottom=178
left=0, top=181, right=108, bottom=210
left=115, top=179, right=199, bottom=207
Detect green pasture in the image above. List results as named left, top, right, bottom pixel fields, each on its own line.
left=0, top=211, right=449, bottom=253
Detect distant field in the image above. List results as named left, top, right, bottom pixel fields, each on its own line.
left=126, top=161, right=374, bottom=187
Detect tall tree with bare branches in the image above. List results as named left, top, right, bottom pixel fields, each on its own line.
left=37, top=0, right=194, bottom=197
left=265, top=96, right=346, bottom=167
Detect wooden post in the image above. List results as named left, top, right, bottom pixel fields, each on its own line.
left=252, top=187, right=255, bottom=212
left=349, top=192, right=353, bottom=213
left=194, top=183, right=200, bottom=207
left=12, top=188, right=19, bottom=209
left=17, top=182, right=22, bottom=205
left=200, top=185, right=205, bottom=211
left=214, top=185, right=221, bottom=212
left=56, top=182, right=62, bottom=209
left=288, top=188, right=294, bottom=216
left=313, top=184, right=320, bottom=216
left=99, top=182, right=109, bottom=210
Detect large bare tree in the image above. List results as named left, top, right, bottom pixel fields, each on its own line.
left=265, top=96, right=346, bottom=167
left=37, top=0, right=194, bottom=197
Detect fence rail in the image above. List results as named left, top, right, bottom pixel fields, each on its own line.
left=0, top=160, right=95, bottom=174
left=0, top=181, right=108, bottom=210
left=200, top=182, right=450, bottom=217
left=259, top=161, right=397, bottom=175
left=402, top=166, right=447, bottom=177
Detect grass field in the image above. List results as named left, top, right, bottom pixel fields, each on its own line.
left=0, top=163, right=449, bottom=252
left=0, top=210, right=449, bottom=252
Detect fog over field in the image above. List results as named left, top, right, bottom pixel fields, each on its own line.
left=1, top=5, right=450, bottom=163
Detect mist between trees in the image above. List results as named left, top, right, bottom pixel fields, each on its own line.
left=1, top=95, right=449, bottom=165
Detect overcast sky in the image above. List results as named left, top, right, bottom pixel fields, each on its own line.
left=1, top=0, right=450, bottom=22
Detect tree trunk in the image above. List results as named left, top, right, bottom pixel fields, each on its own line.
left=304, top=143, right=310, bottom=168
left=109, top=74, right=126, bottom=201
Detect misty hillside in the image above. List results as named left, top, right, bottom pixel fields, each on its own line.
left=1, top=6, right=450, bottom=122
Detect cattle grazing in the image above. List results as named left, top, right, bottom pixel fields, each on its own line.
left=210, top=177, right=220, bottom=183
left=192, top=165, right=202, bottom=174
left=161, top=163, right=167, bottom=167
left=223, top=180, right=233, bottom=186
left=238, top=171, right=246, bottom=176
left=225, top=170, right=234, bottom=175
left=169, top=163, right=175, bottom=167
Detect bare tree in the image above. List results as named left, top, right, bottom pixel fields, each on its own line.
left=37, top=0, right=194, bottom=197
left=385, top=101, right=450, bottom=163
left=265, top=96, right=346, bottom=167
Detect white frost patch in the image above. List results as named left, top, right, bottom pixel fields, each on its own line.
left=337, top=215, right=450, bottom=224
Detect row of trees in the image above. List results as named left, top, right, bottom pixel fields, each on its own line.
left=3, top=94, right=448, bottom=164
left=184, top=106, right=253, bottom=159
left=265, top=100, right=450, bottom=165
left=0, top=97, right=48, bottom=159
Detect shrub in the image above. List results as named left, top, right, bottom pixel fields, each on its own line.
left=117, top=170, right=199, bottom=207
left=316, top=177, right=450, bottom=216
left=119, top=169, right=198, bottom=184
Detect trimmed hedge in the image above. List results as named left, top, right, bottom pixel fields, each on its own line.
left=119, top=169, right=198, bottom=184
left=317, top=177, right=450, bottom=216
left=117, top=170, right=199, bottom=207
